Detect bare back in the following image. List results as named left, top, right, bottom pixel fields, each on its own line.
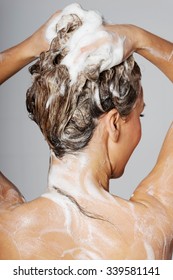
left=0, top=188, right=172, bottom=260
left=1, top=123, right=173, bottom=260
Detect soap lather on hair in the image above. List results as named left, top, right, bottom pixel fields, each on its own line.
left=26, top=3, right=141, bottom=159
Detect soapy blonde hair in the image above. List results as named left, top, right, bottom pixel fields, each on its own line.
left=26, top=14, right=141, bottom=158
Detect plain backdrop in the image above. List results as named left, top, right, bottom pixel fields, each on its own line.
left=0, top=0, right=172, bottom=201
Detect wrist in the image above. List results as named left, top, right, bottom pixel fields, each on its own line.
left=22, top=30, right=49, bottom=61
left=132, top=25, right=150, bottom=53
left=24, top=35, right=41, bottom=59
left=17, top=37, right=38, bottom=65
left=104, top=24, right=141, bottom=58
left=124, top=25, right=143, bottom=51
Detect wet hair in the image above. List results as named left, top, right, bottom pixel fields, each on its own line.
left=26, top=14, right=141, bottom=159
left=53, top=186, right=111, bottom=223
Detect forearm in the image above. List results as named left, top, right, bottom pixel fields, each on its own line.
left=135, top=26, right=173, bottom=82
left=106, top=24, right=173, bottom=82
left=0, top=10, right=61, bottom=85
left=0, top=37, right=37, bottom=85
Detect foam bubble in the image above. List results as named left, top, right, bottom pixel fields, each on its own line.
left=46, top=3, right=124, bottom=84
left=144, top=242, right=155, bottom=260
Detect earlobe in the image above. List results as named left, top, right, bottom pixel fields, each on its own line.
left=106, top=109, right=120, bottom=143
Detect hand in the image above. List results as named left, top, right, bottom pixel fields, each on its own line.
left=0, top=10, right=62, bottom=84
left=105, top=24, right=173, bottom=82
left=104, top=24, right=138, bottom=60
left=28, top=10, right=61, bottom=57
left=66, top=24, right=139, bottom=81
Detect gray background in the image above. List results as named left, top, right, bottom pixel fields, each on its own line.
left=0, top=0, right=172, bottom=201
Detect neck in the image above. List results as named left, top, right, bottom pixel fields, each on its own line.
left=47, top=149, right=111, bottom=200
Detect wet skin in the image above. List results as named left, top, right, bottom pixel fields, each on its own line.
left=0, top=97, right=173, bottom=260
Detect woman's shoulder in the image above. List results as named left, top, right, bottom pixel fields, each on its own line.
left=0, top=171, right=25, bottom=208
left=0, top=196, right=67, bottom=259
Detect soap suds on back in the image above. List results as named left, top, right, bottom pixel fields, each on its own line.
left=144, top=242, right=155, bottom=260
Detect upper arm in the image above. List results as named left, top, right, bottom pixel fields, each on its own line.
left=0, top=171, right=25, bottom=209
left=132, top=122, right=173, bottom=221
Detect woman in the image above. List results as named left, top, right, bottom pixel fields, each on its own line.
left=0, top=4, right=173, bottom=259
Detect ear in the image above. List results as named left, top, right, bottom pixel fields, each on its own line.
left=105, top=109, right=121, bottom=142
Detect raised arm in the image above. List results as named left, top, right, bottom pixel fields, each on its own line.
left=0, top=11, right=60, bottom=207
left=135, top=27, right=173, bottom=82
left=131, top=122, right=173, bottom=222
left=113, top=26, right=173, bottom=216
left=105, top=24, right=173, bottom=82
left=0, top=171, right=25, bottom=206
left=0, top=10, right=60, bottom=85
